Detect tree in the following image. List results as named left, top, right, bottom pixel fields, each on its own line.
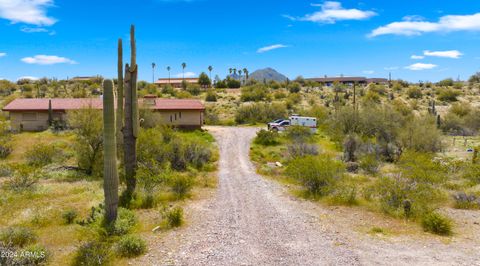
left=166, top=66, right=171, bottom=84
left=68, top=106, right=103, bottom=176
left=198, top=72, right=211, bottom=88
left=243, top=68, right=249, bottom=84
left=181, top=63, right=187, bottom=80
left=208, top=66, right=213, bottom=82
left=151, top=62, right=156, bottom=83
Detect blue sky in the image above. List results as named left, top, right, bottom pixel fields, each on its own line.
left=0, top=0, right=479, bottom=82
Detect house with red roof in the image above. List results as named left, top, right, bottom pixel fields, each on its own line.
left=2, top=95, right=205, bottom=131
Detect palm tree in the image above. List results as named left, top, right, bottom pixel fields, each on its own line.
left=208, top=65, right=213, bottom=83
left=233, top=68, right=237, bottom=78
left=181, top=62, right=187, bottom=80
left=167, top=66, right=171, bottom=84
left=238, top=70, right=243, bottom=83
left=151, top=62, right=156, bottom=83
left=229, top=68, right=233, bottom=76
left=243, top=68, right=249, bottom=83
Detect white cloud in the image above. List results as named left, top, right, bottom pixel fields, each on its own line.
left=0, top=0, right=57, bottom=26
left=369, top=12, right=480, bottom=37
left=362, top=70, right=375, bottom=74
left=411, top=55, right=425, bottom=59
left=21, top=55, right=76, bottom=65
left=17, top=76, right=38, bottom=81
left=405, top=63, right=437, bottom=71
left=175, top=72, right=196, bottom=78
left=423, top=50, right=462, bottom=59
left=257, top=44, right=289, bottom=53
left=0, top=52, right=6, bottom=57
left=301, top=1, right=376, bottom=24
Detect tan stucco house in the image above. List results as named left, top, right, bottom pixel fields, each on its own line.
left=2, top=96, right=205, bottom=131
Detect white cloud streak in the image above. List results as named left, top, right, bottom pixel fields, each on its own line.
left=405, top=63, right=437, bottom=71
left=0, top=52, right=6, bottom=57
left=370, top=12, right=480, bottom=37
left=411, top=55, right=425, bottom=59
left=21, top=55, right=76, bottom=65
left=257, top=44, right=289, bottom=53
left=362, top=70, right=375, bottom=74
left=17, top=76, right=39, bottom=81
left=0, top=0, right=57, bottom=26
left=301, top=1, right=376, bottom=23
left=423, top=50, right=463, bottom=59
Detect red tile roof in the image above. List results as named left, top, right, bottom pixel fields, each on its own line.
left=2, top=98, right=205, bottom=112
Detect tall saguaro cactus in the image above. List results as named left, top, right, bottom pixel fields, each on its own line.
left=116, top=39, right=124, bottom=153
left=103, top=79, right=119, bottom=224
left=123, top=25, right=139, bottom=200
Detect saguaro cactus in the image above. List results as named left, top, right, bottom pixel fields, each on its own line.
left=123, top=25, right=139, bottom=200
left=103, top=79, right=119, bottom=224
left=116, top=39, right=124, bottom=153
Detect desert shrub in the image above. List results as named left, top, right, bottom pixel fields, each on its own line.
left=240, top=84, right=270, bottom=102
left=72, top=241, right=111, bottom=266
left=254, top=129, right=279, bottom=146
left=398, top=151, right=446, bottom=184
left=273, top=90, right=287, bottom=99
left=286, top=155, right=345, bottom=196
left=165, top=206, right=183, bottom=227
left=4, top=164, right=41, bottom=192
left=285, top=125, right=313, bottom=142
left=329, top=178, right=358, bottom=205
left=227, top=78, right=241, bottom=88
left=186, top=84, right=201, bottom=96
left=287, top=143, right=319, bottom=158
left=62, top=209, right=78, bottom=224
left=0, top=227, right=37, bottom=247
left=0, top=163, right=12, bottom=177
left=452, top=192, right=479, bottom=209
left=161, top=84, right=175, bottom=95
left=450, top=102, right=471, bottom=117
left=25, top=143, right=57, bottom=167
left=16, top=244, right=49, bottom=265
left=235, top=102, right=287, bottom=124
left=398, top=115, right=443, bottom=153
left=183, top=139, right=213, bottom=169
left=462, top=163, right=480, bottom=184
left=116, top=235, right=147, bottom=258
left=437, top=88, right=460, bottom=102
left=359, top=154, right=379, bottom=175
left=205, top=90, right=217, bottom=102
left=0, top=137, right=12, bottom=159
left=288, top=82, right=301, bottom=93
left=176, top=91, right=192, bottom=99
left=139, top=108, right=163, bottom=129
left=170, top=174, right=194, bottom=197
left=406, top=86, right=422, bottom=99
left=110, top=208, right=137, bottom=236
left=421, top=212, right=453, bottom=235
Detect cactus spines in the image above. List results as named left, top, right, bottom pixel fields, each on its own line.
left=103, top=79, right=119, bottom=224
left=116, top=38, right=124, bottom=152
left=130, top=25, right=139, bottom=138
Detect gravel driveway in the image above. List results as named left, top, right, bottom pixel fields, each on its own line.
left=137, top=126, right=360, bottom=265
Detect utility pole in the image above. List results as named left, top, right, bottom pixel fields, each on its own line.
left=151, top=62, right=156, bottom=83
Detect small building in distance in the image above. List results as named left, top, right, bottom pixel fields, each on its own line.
left=155, top=78, right=199, bottom=88
left=2, top=96, right=205, bottom=131
left=306, top=76, right=388, bottom=86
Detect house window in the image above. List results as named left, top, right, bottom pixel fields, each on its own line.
left=170, top=115, right=173, bottom=123
left=179, top=112, right=182, bottom=119
left=22, top=112, right=37, bottom=121
left=175, top=113, right=177, bottom=120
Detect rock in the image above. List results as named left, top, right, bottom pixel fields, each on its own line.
left=275, top=161, right=283, bottom=167
left=152, top=226, right=161, bottom=232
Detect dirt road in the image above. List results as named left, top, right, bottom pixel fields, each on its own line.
left=136, top=126, right=480, bottom=266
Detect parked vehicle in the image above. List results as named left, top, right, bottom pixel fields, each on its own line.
left=268, top=115, right=317, bottom=133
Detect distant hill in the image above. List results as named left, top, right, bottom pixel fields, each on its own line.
left=249, top=68, right=288, bottom=82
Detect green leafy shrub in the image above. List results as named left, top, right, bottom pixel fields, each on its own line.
left=359, top=154, right=379, bottom=175
left=25, top=143, right=57, bottom=167
left=62, top=209, right=78, bottom=224
left=286, top=155, right=345, bottom=196
left=110, top=208, right=137, bottom=236
left=205, top=90, right=217, bottom=102
left=116, top=235, right=147, bottom=258
left=170, top=175, right=193, bottom=198
left=254, top=129, right=279, bottom=146
left=235, top=102, right=287, bottom=124
left=4, top=164, right=41, bottom=192
left=452, top=192, right=479, bottom=209
left=0, top=137, right=12, bottom=159
left=0, top=227, right=37, bottom=247
left=437, top=88, right=460, bottom=102
left=406, top=86, right=422, bottom=99
left=287, top=143, right=319, bottom=158
left=72, top=241, right=111, bottom=266
left=285, top=125, right=313, bottom=142
left=0, top=163, right=12, bottom=177
left=165, top=207, right=183, bottom=228
left=421, top=212, right=453, bottom=235
left=240, top=84, right=270, bottom=102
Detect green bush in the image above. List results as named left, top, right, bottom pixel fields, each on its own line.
left=287, top=143, right=319, bottom=158
left=205, top=90, right=217, bottom=102
left=359, top=154, right=379, bottom=175
left=165, top=207, right=183, bottom=228
left=286, top=155, right=345, bottom=196
left=226, top=78, right=241, bottom=88
left=254, top=129, right=279, bottom=146
left=285, top=125, right=313, bottom=142
left=0, top=227, right=37, bottom=247
left=116, top=235, right=147, bottom=258
left=110, top=208, right=137, bottom=236
left=240, top=84, right=270, bottom=102
left=0, top=137, right=12, bottom=159
left=170, top=175, right=193, bottom=197
left=62, top=209, right=78, bottom=224
left=25, top=143, right=57, bottom=167
left=406, top=86, right=422, bottom=99
left=4, top=164, right=41, bottom=192
left=437, top=88, right=460, bottom=102
left=235, top=102, right=287, bottom=124
left=72, top=241, right=111, bottom=266
left=288, top=82, right=301, bottom=93
left=421, top=212, right=453, bottom=235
